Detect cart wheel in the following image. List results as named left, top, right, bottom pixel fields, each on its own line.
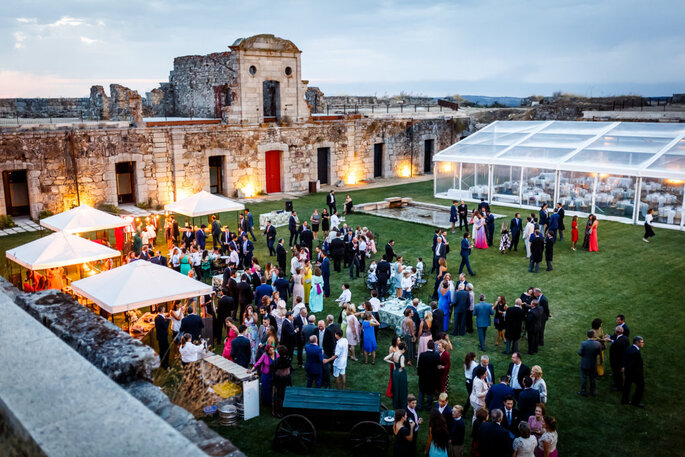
left=349, top=421, right=388, bottom=456
left=273, top=414, right=316, bottom=454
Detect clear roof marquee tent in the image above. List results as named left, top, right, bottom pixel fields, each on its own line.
left=433, top=121, right=685, bottom=230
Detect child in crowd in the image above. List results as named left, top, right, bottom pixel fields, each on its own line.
left=366, top=260, right=378, bottom=290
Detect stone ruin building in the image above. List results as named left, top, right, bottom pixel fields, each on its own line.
left=0, top=34, right=465, bottom=219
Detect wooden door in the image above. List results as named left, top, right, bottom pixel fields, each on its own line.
left=2, top=170, right=30, bottom=216
left=317, top=147, right=330, bottom=184
left=115, top=161, right=135, bottom=204
left=374, top=143, right=384, bottom=178
left=265, top=150, right=281, bottom=193
left=424, top=139, right=434, bottom=173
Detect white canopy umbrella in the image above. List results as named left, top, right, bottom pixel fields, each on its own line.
left=39, top=205, right=130, bottom=233
left=5, top=231, right=121, bottom=270
left=164, top=190, right=245, bottom=217
left=70, top=261, right=212, bottom=314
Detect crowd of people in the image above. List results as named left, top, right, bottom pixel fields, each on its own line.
left=133, top=190, right=654, bottom=456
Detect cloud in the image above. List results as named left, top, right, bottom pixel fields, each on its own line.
left=48, top=16, right=86, bottom=28
left=16, top=17, right=37, bottom=24
left=80, top=36, right=98, bottom=45
left=13, top=32, right=26, bottom=49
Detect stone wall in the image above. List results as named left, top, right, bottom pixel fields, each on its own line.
left=168, top=52, right=238, bottom=119
left=0, top=98, right=90, bottom=119
left=0, top=116, right=465, bottom=217
left=89, top=84, right=144, bottom=124
left=305, top=86, right=326, bottom=114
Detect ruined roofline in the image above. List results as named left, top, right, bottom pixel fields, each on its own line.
left=173, top=51, right=233, bottom=64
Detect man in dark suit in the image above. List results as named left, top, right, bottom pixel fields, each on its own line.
left=302, top=315, right=318, bottom=348
left=230, top=325, right=252, bottom=368
left=430, top=302, right=444, bottom=337
left=215, top=292, right=234, bottom=344
left=474, top=355, right=495, bottom=385
left=320, top=251, right=331, bottom=297
left=220, top=227, right=232, bottom=254
left=196, top=224, right=207, bottom=250
left=509, top=213, right=522, bottom=252
left=294, top=308, right=308, bottom=367
left=616, top=314, right=630, bottom=339
left=539, top=203, right=549, bottom=233
left=244, top=209, right=256, bottom=241
left=609, top=325, right=629, bottom=391
left=547, top=208, right=560, bottom=242
left=452, top=283, right=470, bottom=336
left=525, top=299, right=543, bottom=355
left=240, top=234, right=254, bottom=269
left=578, top=330, right=602, bottom=396
left=485, top=210, right=495, bottom=246
left=155, top=307, right=170, bottom=369
left=280, top=312, right=297, bottom=363
left=330, top=233, right=345, bottom=272
left=457, top=200, right=469, bottom=230
left=503, top=299, right=524, bottom=354
left=501, top=396, right=521, bottom=436
left=150, top=250, right=167, bottom=267
left=326, top=314, right=341, bottom=338
left=385, top=240, right=397, bottom=262
left=179, top=304, right=204, bottom=341
left=275, top=238, right=287, bottom=271
left=621, top=336, right=645, bottom=407
left=376, top=255, right=391, bottom=298
left=458, top=232, right=475, bottom=276
left=432, top=236, right=447, bottom=274
left=254, top=276, right=272, bottom=307
left=171, top=216, right=180, bottom=245
left=478, top=409, right=512, bottom=456
left=506, top=352, right=531, bottom=398
left=288, top=211, right=298, bottom=247
left=433, top=393, right=453, bottom=430
left=517, top=377, right=540, bottom=421
left=534, top=289, right=551, bottom=346
left=273, top=270, right=290, bottom=303
left=486, top=375, right=515, bottom=412
left=211, top=215, right=222, bottom=249
left=304, top=335, right=324, bottom=387
left=477, top=198, right=489, bottom=214
left=556, top=202, right=565, bottom=241
left=326, top=190, right=336, bottom=214
left=299, top=222, right=314, bottom=254
left=264, top=220, right=277, bottom=256
left=317, top=320, right=335, bottom=388
left=417, top=340, right=441, bottom=410
left=450, top=200, right=459, bottom=234
left=236, top=275, right=253, bottom=319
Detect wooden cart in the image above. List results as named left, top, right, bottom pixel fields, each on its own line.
left=273, top=387, right=391, bottom=455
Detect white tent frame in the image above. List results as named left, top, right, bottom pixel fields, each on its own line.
left=39, top=205, right=130, bottom=233
left=164, top=190, right=245, bottom=217
left=433, top=121, right=685, bottom=230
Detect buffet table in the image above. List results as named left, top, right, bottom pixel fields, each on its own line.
left=259, top=211, right=296, bottom=230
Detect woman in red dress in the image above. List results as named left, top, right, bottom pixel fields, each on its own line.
left=571, top=215, right=579, bottom=251
left=589, top=215, right=599, bottom=252
left=386, top=336, right=400, bottom=397
left=222, top=318, right=239, bottom=359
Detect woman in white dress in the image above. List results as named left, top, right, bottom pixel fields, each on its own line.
left=512, top=422, right=537, bottom=457
left=531, top=365, right=548, bottom=403
left=469, top=366, right=490, bottom=423
left=291, top=267, right=305, bottom=305
left=537, top=416, right=558, bottom=457
left=345, top=304, right=360, bottom=361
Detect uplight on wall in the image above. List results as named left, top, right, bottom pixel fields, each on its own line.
left=346, top=173, right=358, bottom=185
left=241, top=182, right=256, bottom=198
left=441, top=162, right=453, bottom=173
left=399, top=165, right=411, bottom=178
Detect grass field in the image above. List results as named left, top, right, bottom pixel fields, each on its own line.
left=3, top=180, right=684, bottom=457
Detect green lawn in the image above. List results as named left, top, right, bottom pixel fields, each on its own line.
left=3, top=180, right=684, bottom=457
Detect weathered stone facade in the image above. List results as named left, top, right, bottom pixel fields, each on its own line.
left=0, top=97, right=90, bottom=119
left=0, top=117, right=465, bottom=218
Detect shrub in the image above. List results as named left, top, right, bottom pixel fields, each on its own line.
left=38, top=210, right=54, bottom=220
left=0, top=215, right=15, bottom=229
left=97, top=204, right=120, bottom=215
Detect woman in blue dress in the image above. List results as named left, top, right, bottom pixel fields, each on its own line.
left=362, top=312, right=380, bottom=364
left=393, top=256, right=405, bottom=298
left=309, top=267, right=324, bottom=313
left=437, top=280, right=451, bottom=332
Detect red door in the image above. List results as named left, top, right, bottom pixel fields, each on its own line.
left=265, top=150, right=281, bottom=193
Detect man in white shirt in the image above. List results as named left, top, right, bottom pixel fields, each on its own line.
left=401, top=270, right=413, bottom=300
left=369, top=290, right=381, bottom=313
left=335, top=283, right=351, bottom=307
left=290, top=249, right=300, bottom=276
left=330, top=211, right=340, bottom=230
left=325, top=330, right=348, bottom=389
left=506, top=352, right=531, bottom=398
left=228, top=245, right=240, bottom=267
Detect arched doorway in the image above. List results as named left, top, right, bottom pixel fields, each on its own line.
left=265, top=150, right=282, bottom=193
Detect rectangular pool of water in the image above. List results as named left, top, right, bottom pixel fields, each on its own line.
left=354, top=198, right=503, bottom=229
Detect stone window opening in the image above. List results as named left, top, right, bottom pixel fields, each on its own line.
left=249, top=65, right=257, bottom=76
left=284, top=66, right=292, bottom=76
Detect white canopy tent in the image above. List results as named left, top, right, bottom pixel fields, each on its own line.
left=70, top=260, right=213, bottom=314
left=39, top=205, right=130, bottom=233
left=433, top=121, right=685, bottom=230
left=5, top=231, right=121, bottom=270
left=164, top=191, right=245, bottom=217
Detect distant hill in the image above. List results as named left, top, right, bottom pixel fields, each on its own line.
left=460, top=95, right=523, bottom=107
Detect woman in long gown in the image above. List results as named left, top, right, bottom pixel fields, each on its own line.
left=321, top=209, right=330, bottom=236
left=393, top=257, right=405, bottom=298
left=474, top=214, right=488, bottom=249
left=470, top=209, right=479, bottom=241
left=222, top=318, right=239, bottom=359
left=346, top=305, right=360, bottom=361
left=303, top=260, right=312, bottom=305
left=589, top=215, right=599, bottom=252
left=361, top=312, right=380, bottom=364
left=438, top=280, right=451, bottom=331
left=437, top=340, right=451, bottom=395
left=243, top=306, right=259, bottom=365
left=417, top=311, right=433, bottom=358
left=309, top=268, right=324, bottom=313
left=252, top=345, right=278, bottom=406
left=582, top=215, right=593, bottom=250
left=386, top=336, right=400, bottom=397
left=291, top=268, right=305, bottom=305
left=432, top=258, right=447, bottom=300
left=385, top=341, right=408, bottom=410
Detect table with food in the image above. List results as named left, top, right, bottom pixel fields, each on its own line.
left=376, top=297, right=430, bottom=336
